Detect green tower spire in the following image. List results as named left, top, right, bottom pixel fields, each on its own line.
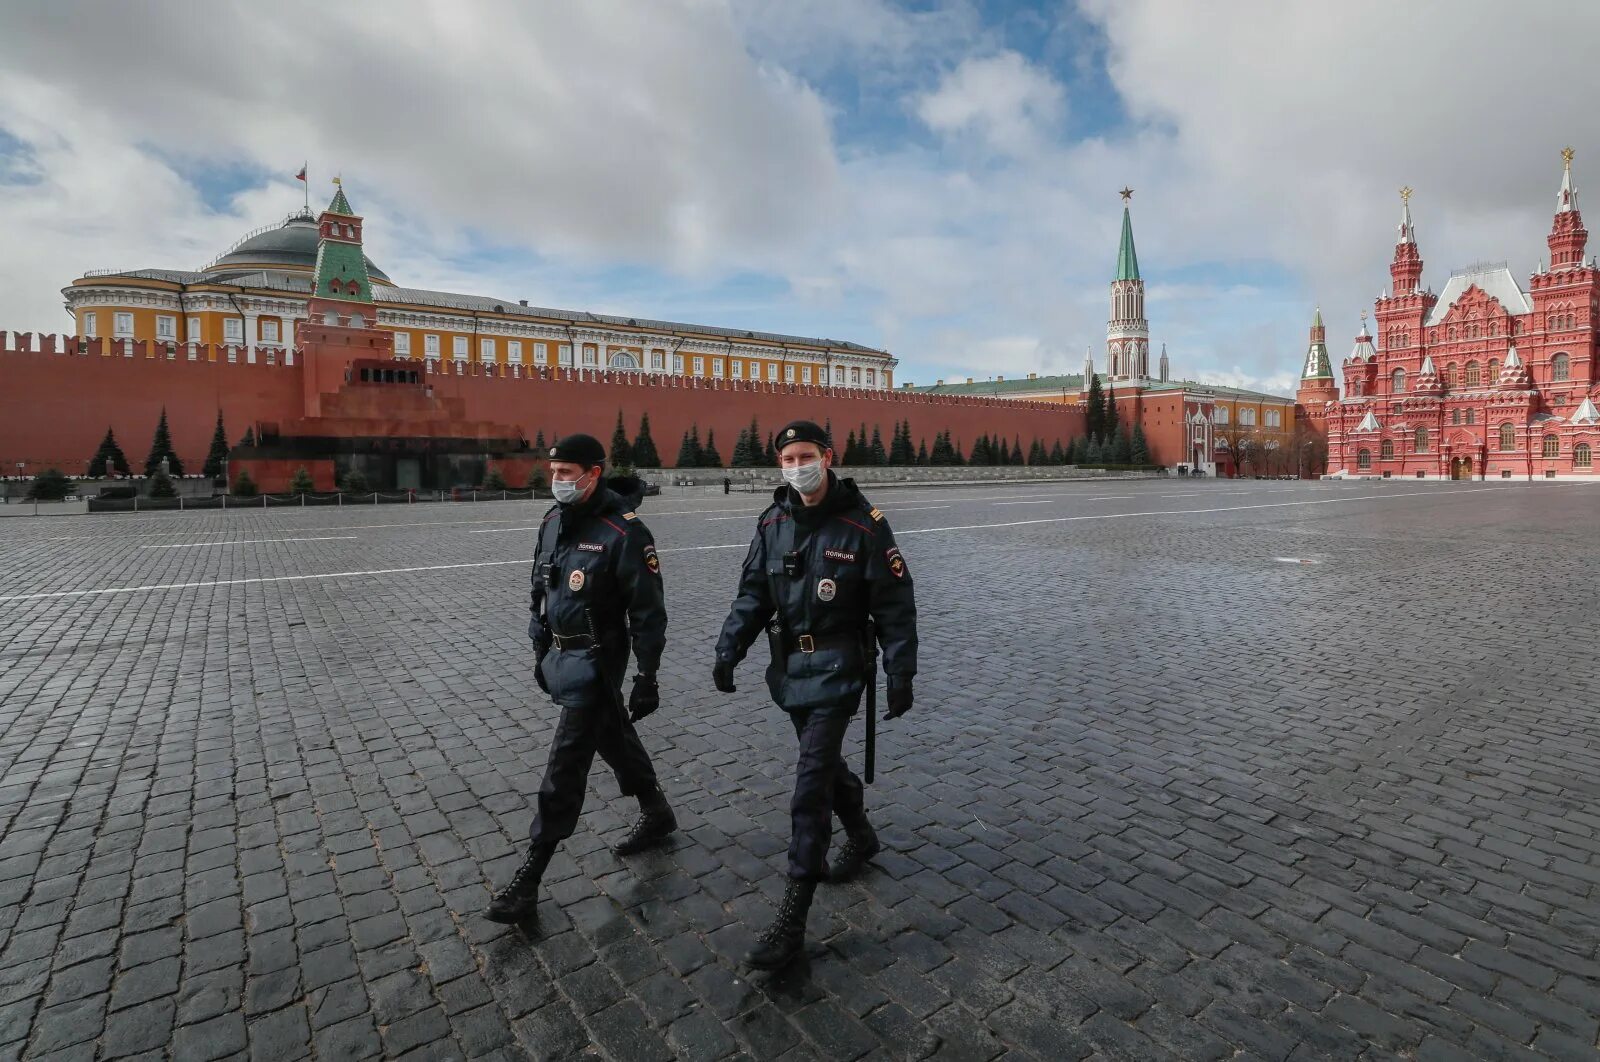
left=312, top=182, right=372, bottom=305
left=1114, top=205, right=1140, bottom=281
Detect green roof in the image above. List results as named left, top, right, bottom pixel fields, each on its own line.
left=1115, top=207, right=1140, bottom=281
left=914, top=374, right=1294, bottom=404
left=327, top=185, right=354, bottom=216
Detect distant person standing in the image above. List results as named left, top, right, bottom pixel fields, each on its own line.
left=486, top=433, right=677, bottom=924
left=713, top=420, right=917, bottom=968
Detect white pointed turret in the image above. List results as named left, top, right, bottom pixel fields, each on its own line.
left=1159, top=342, right=1169, bottom=382
left=1348, top=313, right=1378, bottom=363
left=1397, top=186, right=1417, bottom=245
left=1498, top=343, right=1532, bottom=389
left=1354, top=410, right=1381, bottom=433
left=1558, top=147, right=1579, bottom=214
left=1571, top=396, right=1600, bottom=425
left=1083, top=345, right=1095, bottom=382
left=1420, top=354, right=1436, bottom=374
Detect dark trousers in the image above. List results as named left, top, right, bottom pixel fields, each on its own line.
left=787, top=704, right=867, bottom=881
left=528, top=692, right=660, bottom=848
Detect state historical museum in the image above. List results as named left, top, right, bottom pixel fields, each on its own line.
left=1298, top=150, right=1600, bottom=480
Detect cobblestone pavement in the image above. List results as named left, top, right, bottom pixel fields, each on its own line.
left=0, top=479, right=1597, bottom=1061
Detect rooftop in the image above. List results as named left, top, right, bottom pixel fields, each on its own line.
left=913, top=374, right=1294, bottom=404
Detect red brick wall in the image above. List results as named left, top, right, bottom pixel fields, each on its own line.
left=0, top=333, right=1084, bottom=474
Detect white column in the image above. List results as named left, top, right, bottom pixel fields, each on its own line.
left=244, top=312, right=259, bottom=363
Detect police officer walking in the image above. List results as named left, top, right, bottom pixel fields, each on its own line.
left=713, top=420, right=917, bottom=967
left=487, top=433, right=678, bottom=923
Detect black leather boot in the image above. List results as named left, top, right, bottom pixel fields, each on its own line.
left=828, top=816, right=881, bottom=883
left=613, top=786, right=678, bottom=856
left=743, top=879, right=816, bottom=970
left=485, top=844, right=553, bottom=923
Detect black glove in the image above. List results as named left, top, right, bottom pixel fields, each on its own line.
left=712, top=658, right=737, bottom=693
left=884, top=675, right=912, bottom=720
left=628, top=675, right=660, bottom=722
left=533, top=645, right=551, bottom=695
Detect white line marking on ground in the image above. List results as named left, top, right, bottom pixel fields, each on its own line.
left=140, top=536, right=358, bottom=549
left=993, top=500, right=1056, bottom=506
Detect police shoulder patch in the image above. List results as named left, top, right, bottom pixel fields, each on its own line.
left=868, top=507, right=884, bottom=522
left=622, top=511, right=637, bottom=521
left=643, top=544, right=660, bottom=574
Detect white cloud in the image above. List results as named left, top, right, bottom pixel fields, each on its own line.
left=916, top=52, right=1067, bottom=156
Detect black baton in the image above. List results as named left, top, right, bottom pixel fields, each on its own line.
left=864, top=619, right=877, bottom=784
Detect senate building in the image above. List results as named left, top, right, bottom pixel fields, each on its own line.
left=1297, top=150, right=1600, bottom=480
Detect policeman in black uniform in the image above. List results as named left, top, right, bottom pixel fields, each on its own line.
left=487, top=433, right=677, bottom=923
left=714, top=419, right=917, bottom=967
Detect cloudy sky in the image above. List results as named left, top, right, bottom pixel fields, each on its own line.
left=2, top=1, right=1597, bottom=393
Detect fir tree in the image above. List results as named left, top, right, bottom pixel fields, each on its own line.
left=929, top=431, right=949, bottom=466
left=631, top=414, right=661, bottom=467
left=341, top=467, right=371, bottom=493
left=1106, top=381, right=1120, bottom=438
left=970, top=434, right=990, bottom=465
left=289, top=467, right=314, bottom=494
left=950, top=436, right=966, bottom=465
left=700, top=429, right=723, bottom=468
left=1049, top=440, right=1066, bottom=464
left=675, top=425, right=703, bottom=468
left=609, top=410, right=633, bottom=467
left=1130, top=423, right=1151, bottom=466
left=26, top=469, right=73, bottom=501
left=1013, top=436, right=1026, bottom=465
left=143, top=407, right=184, bottom=477
left=202, top=412, right=230, bottom=479
left=87, top=427, right=130, bottom=478
left=995, top=437, right=1010, bottom=465
left=533, top=429, right=547, bottom=452
left=1086, top=437, right=1103, bottom=464
left=869, top=426, right=887, bottom=466
left=890, top=421, right=914, bottom=465
left=482, top=469, right=507, bottom=491
left=239, top=426, right=256, bottom=447
left=765, top=432, right=777, bottom=466
left=917, top=439, right=929, bottom=465
left=1085, top=375, right=1105, bottom=441
left=147, top=468, right=178, bottom=498
left=231, top=469, right=258, bottom=497
left=843, top=430, right=859, bottom=465
left=1028, top=439, right=1046, bottom=465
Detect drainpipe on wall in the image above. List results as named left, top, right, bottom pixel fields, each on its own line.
left=225, top=290, right=248, bottom=357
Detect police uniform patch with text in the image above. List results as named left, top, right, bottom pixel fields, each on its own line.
left=886, top=546, right=907, bottom=579
left=577, top=542, right=604, bottom=552
left=568, top=569, right=586, bottom=592
left=816, top=578, right=837, bottom=602
left=823, top=548, right=857, bottom=563
left=644, top=545, right=660, bottom=574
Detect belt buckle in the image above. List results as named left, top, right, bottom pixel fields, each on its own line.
left=798, top=634, right=815, bottom=653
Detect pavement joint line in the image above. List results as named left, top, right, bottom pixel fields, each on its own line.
left=139, top=535, right=359, bottom=549
left=0, top=486, right=1507, bottom=603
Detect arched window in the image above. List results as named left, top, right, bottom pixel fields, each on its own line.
left=1465, top=361, right=1481, bottom=386
left=1552, top=353, right=1570, bottom=382
left=323, top=311, right=338, bottom=325
left=1577, top=443, right=1592, bottom=468
left=1542, top=434, right=1560, bottom=458
left=349, top=313, right=365, bottom=329
left=1381, top=439, right=1395, bottom=460
left=1451, top=409, right=1461, bottom=425
left=1465, top=409, right=1476, bottom=425
left=608, top=351, right=639, bottom=369
left=1415, top=428, right=1429, bottom=452
left=1448, top=326, right=1457, bottom=341
left=1499, top=423, right=1516, bottom=451
left=1357, top=448, right=1372, bottom=470
left=1487, top=359, right=1499, bottom=382
left=1391, top=368, right=1406, bottom=393
left=1443, top=364, right=1457, bottom=387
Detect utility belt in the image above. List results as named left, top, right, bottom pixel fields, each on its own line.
left=549, top=610, right=623, bottom=653
left=768, top=624, right=864, bottom=658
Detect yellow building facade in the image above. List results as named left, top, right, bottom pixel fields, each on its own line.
left=65, top=206, right=896, bottom=388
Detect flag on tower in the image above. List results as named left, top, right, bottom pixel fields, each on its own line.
left=332, top=175, right=342, bottom=186
left=295, top=164, right=306, bottom=182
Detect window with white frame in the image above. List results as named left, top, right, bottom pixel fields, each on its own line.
left=1239, top=407, right=1257, bottom=426
left=650, top=350, right=663, bottom=370
left=480, top=337, right=496, bottom=362
left=673, top=354, right=684, bottom=374
left=1265, top=409, right=1281, bottom=427
left=582, top=346, right=598, bottom=366
left=785, top=364, right=796, bottom=382
left=767, top=363, right=778, bottom=381
left=155, top=315, right=176, bottom=340
left=834, top=367, right=845, bottom=385
left=83, top=311, right=98, bottom=338
left=1214, top=406, right=1230, bottom=424
left=559, top=343, right=573, bottom=366
left=801, top=366, right=812, bottom=384
left=730, top=360, right=742, bottom=378
left=865, top=369, right=875, bottom=387
left=692, top=356, right=704, bottom=375
left=115, top=312, right=135, bottom=337
left=425, top=333, right=440, bottom=356
left=851, top=368, right=861, bottom=386
left=261, top=319, right=280, bottom=343
left=453, top=336, right=468, bottom=359
left=187, top=317, right=200, bottom=342
left=223, top=318, right=243, bottom=343
left=712, top=358, right=724, bottom=378
left=393, top=332, right=411, bottom=356
left=507, top=340, right=522, bottom=363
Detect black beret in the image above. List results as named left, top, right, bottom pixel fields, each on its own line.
left=775, top=420, right=831, bottom=452
left=548, top=433, right=606, bottom=467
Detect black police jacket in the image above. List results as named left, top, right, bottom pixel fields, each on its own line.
left=529, top=476, right=665, bottom=709
left=716, top=473, right=916, bottom=710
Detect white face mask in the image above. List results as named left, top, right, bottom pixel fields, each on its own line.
left=782, top=460, right=825, bottom=495
left=552, top=472, right=591, bottom=505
